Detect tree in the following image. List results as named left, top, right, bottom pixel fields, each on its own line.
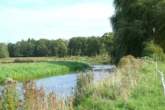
left=8, top=43, right=15, bottom=57
left=101, top=32, right=114, bottom=54
left=111, top=0, right=165, bottom=64
left=85, top=36, right=105, bottom=56
left=0, top=43, right=9, bottom=58
left=51, top=39, right=67, bottom=57
left=35, top=39, right=48, bottom=56
left=68, top=37, right=87, bottom=56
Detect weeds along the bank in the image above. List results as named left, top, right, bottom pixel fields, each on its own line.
left=0, top=79, right=74, bottom=110
left=0, top=61, right=89, bottom=85
left=73, top=55, right=165, bottom=110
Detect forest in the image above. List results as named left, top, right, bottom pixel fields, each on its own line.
left=0, top=32, right=114, bottom=59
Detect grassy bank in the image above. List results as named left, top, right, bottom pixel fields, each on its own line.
left=0, top=61, right=89, bottom=85
left=73, top=55, right=165, bottom=110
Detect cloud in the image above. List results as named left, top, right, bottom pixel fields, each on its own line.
left=0, top=2, right=114, bottom=43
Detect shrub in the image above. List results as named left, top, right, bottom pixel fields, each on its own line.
left=118, top=55, right=143, bottom=69
left=142, top=41, right=165, bottom=61
left=13, top=59, right=34, bottom=63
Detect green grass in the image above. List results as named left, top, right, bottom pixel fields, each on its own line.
left=73, top=56, right=165, bottom=110
left=0, top=61, right=89, bottom=85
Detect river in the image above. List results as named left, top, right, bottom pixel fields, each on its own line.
left=0, top=65, right=115, bottom=98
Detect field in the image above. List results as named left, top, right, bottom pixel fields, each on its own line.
left=0, top=55, right=110, bottom=64
left=0, top=61, right=89, bottom=85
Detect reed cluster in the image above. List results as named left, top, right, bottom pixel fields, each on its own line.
left=0, top=78, right=74, bottom=110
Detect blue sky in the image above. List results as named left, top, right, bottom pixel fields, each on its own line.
left=0, top=0, right=114, bottom=43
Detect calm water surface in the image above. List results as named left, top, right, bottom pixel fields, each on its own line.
left=1, top=65, right=115, bottom=98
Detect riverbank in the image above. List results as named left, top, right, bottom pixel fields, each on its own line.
left=1, top=56, right=165, bottom=109
left=74, top=55, right=165, bottom=110
left=0, top=61, right=90, bottom=85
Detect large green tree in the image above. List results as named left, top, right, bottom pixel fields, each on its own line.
left=0, top=43, right=9, bottom=58
left=101, top=32, right=114, bottom=54
left=35, top=39, right=48, bottom=56
left=68, top=37, right=87, bottom=56
left=50, top=39, right=67, bottom=57
left=85, top=36, right=105, bottom=56
left=111, top=0, right=165, bottom=63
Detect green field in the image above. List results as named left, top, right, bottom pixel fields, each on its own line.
left=0, top=61, right=89, bottom=85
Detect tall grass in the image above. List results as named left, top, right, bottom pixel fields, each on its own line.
left=0, top=79, right=74, bottom=110
left=0, top=61, right=89, bottom=85
left=73, top=55, right=165, bottom=110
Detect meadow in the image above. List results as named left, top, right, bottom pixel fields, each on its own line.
left=0, top=61, right=89, bottom=85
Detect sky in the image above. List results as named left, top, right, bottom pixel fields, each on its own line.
left=0, top=0, right=114, bottom=43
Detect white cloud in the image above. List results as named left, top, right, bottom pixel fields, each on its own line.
left=0, top=2, right=114, bottom=43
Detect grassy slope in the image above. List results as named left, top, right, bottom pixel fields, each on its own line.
left=74, top=56, right=165, bottom=110
left=0, top=61, right=89, bottom=85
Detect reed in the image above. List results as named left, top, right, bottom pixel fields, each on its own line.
left=0, top=78, right=74, bottom=110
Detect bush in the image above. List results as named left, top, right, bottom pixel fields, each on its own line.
left=142, top=41, right=165, bottom=61
left=13, top=59, right=34, bottom=63
left=119, top=55, right=142, bottom=69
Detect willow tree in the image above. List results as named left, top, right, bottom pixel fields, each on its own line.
left=111, top=0, right=165, bottom=63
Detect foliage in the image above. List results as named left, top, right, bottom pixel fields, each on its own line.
left=6, top=33, right=114, bottom=58
left=142, top=41, right=165, bottom=61
left=110, top=0, right=165, bottom=64
left=68, top=37, right=87, bottom=56
left=0, top=43, right=9, bottom=58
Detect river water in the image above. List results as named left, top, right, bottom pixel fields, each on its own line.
left=0, top=65, right=115, bottom=98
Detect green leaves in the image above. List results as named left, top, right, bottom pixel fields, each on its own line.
left=111, top=0, right=165, bottom=64
left=0, top=43, right=9, bottom=58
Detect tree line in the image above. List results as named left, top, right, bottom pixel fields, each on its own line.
left=0, top=33, right=114, bottom=58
